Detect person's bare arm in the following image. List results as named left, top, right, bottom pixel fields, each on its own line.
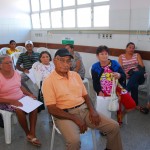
left=16, top=64, right=25, bottom=72
left=16, top=64, right=29, bottom=73
left=74, top=60, right=81, bottom=72
left=83, top=94, right=100, bottom=126
left=98, top=91, right=104, bottom=96
left=0, top=98, right=22, bottom=107
left=47, top=104, right=87, bottom=133
left=20, top=86, right=36, bottom=99
left=118, top=55, right=129, bottom=78
left=137, top=53, right=144, bottom=67
left=118, top=55, right=123, bottom=66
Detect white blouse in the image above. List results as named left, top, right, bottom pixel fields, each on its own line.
left=32, top=61, right=55, bottom=88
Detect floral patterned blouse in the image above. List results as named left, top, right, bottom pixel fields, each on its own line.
left=100, top=63, right=127, bottom=96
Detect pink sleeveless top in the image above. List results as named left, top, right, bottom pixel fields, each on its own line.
left=0, top=71, right=24, bottom=100
left=121, top=53, right=138, bottom=73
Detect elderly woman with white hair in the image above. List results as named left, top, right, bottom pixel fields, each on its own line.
left=0, top=54, right=41, bottom=146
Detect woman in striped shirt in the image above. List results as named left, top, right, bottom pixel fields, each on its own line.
left=118, top=42, right=146, bottom=112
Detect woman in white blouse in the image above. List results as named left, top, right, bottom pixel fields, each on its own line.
left=32, top=51, right=55, bottom=112
left=32, top=51, right=55, bottom=88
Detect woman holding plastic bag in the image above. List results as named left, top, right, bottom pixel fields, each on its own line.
left=91, top=45, right=136, bottom=126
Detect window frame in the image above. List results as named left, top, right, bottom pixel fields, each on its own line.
left=30, top=0, right=110, bottom=30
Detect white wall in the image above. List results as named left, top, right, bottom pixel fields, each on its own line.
left=1, top=0, right=150, bottom=49
left=31, top=0, right=150, bottom=51
left=0, top=0, right=31, bottom=44
left=31, top=0, right=150, bottom=78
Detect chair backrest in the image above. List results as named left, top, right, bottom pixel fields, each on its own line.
left=138, top=72, right=150, bottom=96
left=31, top=63, right=43, bottom=89
left=37, top=47, right=50, bottom=53
left=0, top=47, right=9, bottom=55
left=16, top=46, right=27, bottom=53
left=89, top=66, right=92, bottom=77
left=82, top=78, right=90, bottom=94
left=37, top=47, right=50, bottom=54
left=11, top=52, right=22, bottom=67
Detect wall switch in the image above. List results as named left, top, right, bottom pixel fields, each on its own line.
left=102, top=34, right=105, bottom=39
left=106, top=34, right=108, bottom=39
left=109, top=34, right=112, bottom=39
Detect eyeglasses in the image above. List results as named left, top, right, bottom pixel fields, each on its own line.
left=56, top=58, right=71, bottom=64
left=2, top=61, right=13, bottom=65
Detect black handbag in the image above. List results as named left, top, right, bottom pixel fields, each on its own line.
left=127, top=68, right=134, bottom=76
left=127, top=65, right=145, bottom=76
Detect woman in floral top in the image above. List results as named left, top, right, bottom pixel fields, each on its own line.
left=91, top=45, right=136, bottom=125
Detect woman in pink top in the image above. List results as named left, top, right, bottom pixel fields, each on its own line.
left=118, top=42, right=147, bottom=113
left=0, top=55, right=41, bottom=146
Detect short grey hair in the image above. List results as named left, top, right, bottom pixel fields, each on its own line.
left=0, top=54, right=10, bottom=64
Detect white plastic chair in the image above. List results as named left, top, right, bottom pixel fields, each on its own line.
left=16, top=46, right=26, bottom=53
left=0, top=47, right=9, bottom=55
left=138, top=72, right=150, bottom=98
left=11, top=52, right=22, bottom=67
left=37, top=47, right=50, bottom=53
left=83, top=78, right=90, bottom=95
left=50, top=116, right=97, bottom=150
left=0, top=109, right=17, bottom=144
left=31, top=62, right=43, bottom=89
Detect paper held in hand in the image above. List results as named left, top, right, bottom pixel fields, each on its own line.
left=13, top=96, right=43, bottom=113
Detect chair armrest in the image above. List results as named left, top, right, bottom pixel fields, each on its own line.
left=145, top=72, right=150, bottom=97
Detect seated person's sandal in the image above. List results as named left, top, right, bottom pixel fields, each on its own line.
left=139, top=106, right=149, bottom=114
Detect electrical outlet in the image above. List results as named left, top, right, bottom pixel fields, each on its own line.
left=106, top=34, right=108, bottom=39
left=102, top=34, right=105, bottom=39
left=109, top=34, right=112, bottom=39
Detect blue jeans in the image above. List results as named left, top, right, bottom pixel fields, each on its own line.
left=126, top=71, right=145, bottom=105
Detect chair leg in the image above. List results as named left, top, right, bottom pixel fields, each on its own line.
left=50, top=126, right=56, bottom=150
left=12, top=114, right=17, bottom=124
left=91, top=129, right=97, bottom=150
left=2, top=112, right=13, bottom=144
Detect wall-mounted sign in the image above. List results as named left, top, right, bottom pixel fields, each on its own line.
left=62, top=37, right=74, bottom=45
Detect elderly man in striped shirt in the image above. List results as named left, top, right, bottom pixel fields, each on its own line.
left=16, top=40, right=39, bottom=92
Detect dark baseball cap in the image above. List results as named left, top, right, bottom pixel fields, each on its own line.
left=54, top=48, right=73, bottom=58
